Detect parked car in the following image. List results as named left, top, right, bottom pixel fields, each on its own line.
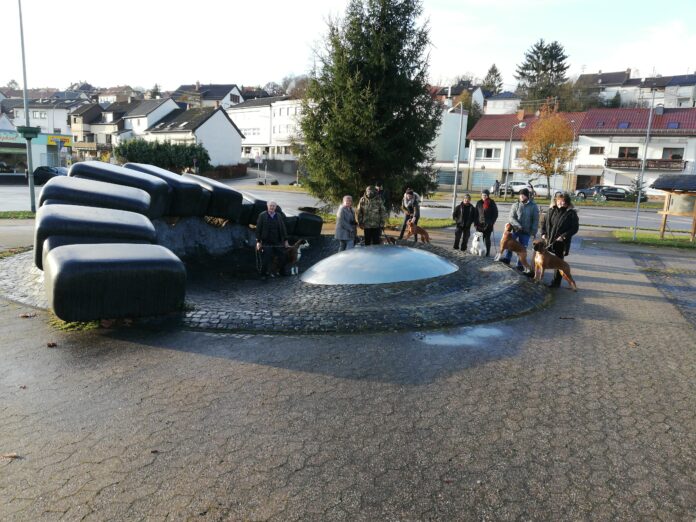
left=597, top=186, right=648, bottom=202
left=30, top=166, right=68, bottom=185
left=498, top=181, right=532, bottom=196
left=574, top=185, right=615, bottom=199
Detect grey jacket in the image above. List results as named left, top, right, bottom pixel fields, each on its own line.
left=508, top=200, right=539, bottom=236
left=335, top=205, right=357, bottom=241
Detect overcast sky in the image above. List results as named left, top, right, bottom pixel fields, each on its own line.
left=4, top=0, right=696, bottom=93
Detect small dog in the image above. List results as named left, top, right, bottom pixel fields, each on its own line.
left=286, top=239, right=309, bottom=275
left=532, top=240, right=577, bottom=291
left=404, top=220, right=431, bottom=244
left=382, top=234, right=397, bottom=245
left=494, top=223, right=531, bottom=272
left=469, top=231, right=486, bottom=256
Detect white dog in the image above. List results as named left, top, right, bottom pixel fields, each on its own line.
left=469, top=231, right=486, bottom=256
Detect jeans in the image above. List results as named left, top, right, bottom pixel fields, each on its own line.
left=338, top=239, right=355, bottom=251
left=502, top=231, right=530, bottom=268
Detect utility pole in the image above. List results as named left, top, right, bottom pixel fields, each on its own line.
left=17, top=0, right=37, bottom=212
left=632, top=88, right=656, bottom=241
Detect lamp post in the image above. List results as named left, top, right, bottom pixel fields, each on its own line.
left=632, top=88, right=656, bottom=241
left=17, top=0, right=36, bottom=212
left=450, top=101, right=465, bottom=213
left=503, top=121, right=526, bottom=201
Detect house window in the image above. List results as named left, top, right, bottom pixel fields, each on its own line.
left=589, top=146, right=605, bottom=155
left=53, top=128, right=60, bottom=133
left=662, top=148, right=684, bottom=160
left=596, top=121, right=605, bottom=127
left=618, top=147, right=639, bottom=158
left=514, top=148, right=523, bottom=159
left=617, top=122, right=630, bottom=129
left=105, top=135, right=112, bottom=144
left=475, top=148, right=501, bottom=159
left=666, top=122, right=680, bottom=129
left=231, top=95, right=240, bottom=103
left=73, top=117, right=78, bottom=124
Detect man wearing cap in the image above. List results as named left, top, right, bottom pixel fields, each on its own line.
left=474, top=189, right=499, bottom=256
left=357, top=185, right=386, bottom=246
left=452, top=193, right=477, bottom=250
left=500, top=187, right=539, bottom=273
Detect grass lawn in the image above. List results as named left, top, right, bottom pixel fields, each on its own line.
left=613, top=230, right=696, bottom=249
left=0, top=211, right=35, bottom=219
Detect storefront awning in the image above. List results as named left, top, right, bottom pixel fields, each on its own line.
left=0, top=147, right=26, bottom=154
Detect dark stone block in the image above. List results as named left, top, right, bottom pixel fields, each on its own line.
left=39, top=176, right=151, bottom=215
left=124, top=163, right=210, bottom=216
left=238, top=200, right=255, bottom=227
left=44, top=243, right=186, bottom=322
left=42, top=235, right=151, bottom=271
left=295, top=212, right=323, bottom=237
left=34, top=204, right=156, bottom=270
left=69, top=161, right=171, bottom=218
left=284, top=215, right=298, bottom=236
left=183, top=173, right=243, bottom=222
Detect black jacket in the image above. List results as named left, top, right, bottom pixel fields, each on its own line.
left=256, top=211, right=287, bottom=244
left=452, top=202, right=477, bottom=228
left=475, top=199, right=499, bottom=230
left=542, top=206, right=579, bottom=255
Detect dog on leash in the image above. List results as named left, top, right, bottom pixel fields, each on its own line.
left=404, top=220, right=431, bottom=244
left=469, top=231, right=486, bottom=256
left=532, top=240, right=577, bottom=291
left=493, top=223, right=531, bottom=272
left=286, top=239, right=309, bottom=275
left=382, top=234, right=397, bottom=245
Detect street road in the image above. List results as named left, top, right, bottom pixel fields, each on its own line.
left=1, top=179, right=690, bottom=232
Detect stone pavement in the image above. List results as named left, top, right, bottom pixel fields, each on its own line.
left=2, top=226, right=696, bottom=520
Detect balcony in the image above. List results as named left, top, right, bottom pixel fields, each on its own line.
left=72, top=141, right=97, bottom=151
left=605, top=158, right=686, bottom=171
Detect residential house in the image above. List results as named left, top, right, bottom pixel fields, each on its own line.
left=87, top=100, right=141, bottom=158
left=11, top=99, right=87, bottom=135
left=436, top=80, right=487, bottom=110
left=467, top=112, right=585, bottom=192
left=115, top=98, right=180, bottom=144
left=431, top=106, right=469, bottom=186
left=70, top=103, right=104, bottom=159
left=576, top=107, right=696, bottom=193
left=172, top=83, right=244, bottom=110
left=144, top=107, right=244, bottom=166
left=484, top=92, right=522, bottom=115
left=227, top=96, right=288, bottom=160
left=98, top=86, right=143, bottom=105
left=270, top=98, right=303, bottom=158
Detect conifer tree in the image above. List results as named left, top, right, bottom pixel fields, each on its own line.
left=481, top=64, right=503, bottom=95
left=299, top=0, right=441, bottom=209
left=515, top=39, right=569, bottom=101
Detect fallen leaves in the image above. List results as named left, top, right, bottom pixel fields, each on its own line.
left=628, top=340, right=639, bottom=348
left=18, top=385, right=27, bottom=390
left=19, top=312, right=36, bottom=319
left=46, top=342, right=57, bottom=348
left=1, top=453, right=22, bottom=461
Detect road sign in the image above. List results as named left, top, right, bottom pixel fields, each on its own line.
left=16, top=126, right=41, bottom=140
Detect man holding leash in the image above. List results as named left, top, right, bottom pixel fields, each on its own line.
left=398, top=188, right=421, bottom=242
left=452, top=193, right=477, bottom=251
left=474, top=189, right=499, bottom=257
left=256, top=200, right=289, bottom=278
left=499, top=187, right=538, bottom=273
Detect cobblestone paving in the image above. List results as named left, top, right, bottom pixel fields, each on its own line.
left=2, top=232, right=696, bottom=520
left=0, top=239, right=548, bottom=333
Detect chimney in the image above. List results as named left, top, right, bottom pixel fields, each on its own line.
left=195, top=81, right=200, bottom=91
left=516, top=110, right=525, bottom=121
left=626, top=68, right=631, bottom=77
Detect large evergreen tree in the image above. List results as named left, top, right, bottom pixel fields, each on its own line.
left=481, top=64, right=503, bottom=95
left=299, top=0, right=441, bottom=209
left=515, top=39, right=569, bottom=101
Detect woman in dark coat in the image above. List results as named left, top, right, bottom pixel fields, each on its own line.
left=452, top=193, right=477, bottom=250
left=474, top=189, right=499, bottom=256
left=541, top=192, right=579, bottom=287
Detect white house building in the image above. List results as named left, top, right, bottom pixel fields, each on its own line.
left=145, top=107, right=244, bottom=166
left=270, top=98, right=303, bottom=158
left=11, top=99, right=86, bottom=135
left=115, top=98, right=180, bottom=144
left=576, top=107, right=696, bottom=193
left=227, top=96, right=287, bottom=160
left=484, top=92, right=522, bottom=115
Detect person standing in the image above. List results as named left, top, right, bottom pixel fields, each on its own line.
left=474, top=189, right=499, bottom=256
left=335, top=195, right=357, bottom=251
left=452, top=193, right=477, bottom=250
left=542, top=192, right=579, bottom=288
left=256, top=200, right=289, bottom=278
left=357, top=185, right=386, bottom=246
left=500, top=187, right=538, bottom=273
left=398, top=188, right=421, bottom=241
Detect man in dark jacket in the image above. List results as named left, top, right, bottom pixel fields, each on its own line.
left=256, top=200, right=289, bottom=278
left=452, top=193, right=477, bottom=250
left=541, top=192, right=579, bottom=287
left=474, top=189, right=499, bottom=256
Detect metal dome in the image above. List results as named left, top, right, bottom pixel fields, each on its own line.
left=301, top=245, right=459, bottom=285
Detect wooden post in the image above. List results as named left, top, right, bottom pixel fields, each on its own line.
left=659, top=193, right=671, bottom=239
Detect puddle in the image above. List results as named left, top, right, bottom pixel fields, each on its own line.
left=419, top=325, right=504, bottom=347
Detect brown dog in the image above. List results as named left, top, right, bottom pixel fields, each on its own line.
left=404, top=220, right=431, bottom=243
left=382, top=234, right=397, bottom=245
left=532, top=240, right=577, bottom=291
left=495, top=223, right=531, bottom=271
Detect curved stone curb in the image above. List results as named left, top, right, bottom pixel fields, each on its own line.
left=0, top=242, right=550, bottom=334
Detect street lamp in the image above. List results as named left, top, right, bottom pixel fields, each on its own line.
left=17, top=0, right=37, bottom=212
left=632, top=87, right=656, bottom=240
left=450, top=102, right=465, bottom=213
left=503, top=121, right=526, bottom=201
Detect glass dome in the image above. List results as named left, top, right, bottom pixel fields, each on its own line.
left=301, top=245, right=459, bottom=285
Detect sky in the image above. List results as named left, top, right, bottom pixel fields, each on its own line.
left=3, top=0, right=696, bottom=93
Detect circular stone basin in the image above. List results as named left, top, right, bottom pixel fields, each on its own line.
left=301, top=245, right=459, bottom=285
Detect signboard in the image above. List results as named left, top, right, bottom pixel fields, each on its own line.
left=47, top=135, right=72, bottom=148
left=0, top=131, right=23, bottom=144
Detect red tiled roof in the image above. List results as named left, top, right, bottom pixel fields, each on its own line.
left=581, top=108, right=696, bottom=135
left=467, top=112, right=585, bottom=141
